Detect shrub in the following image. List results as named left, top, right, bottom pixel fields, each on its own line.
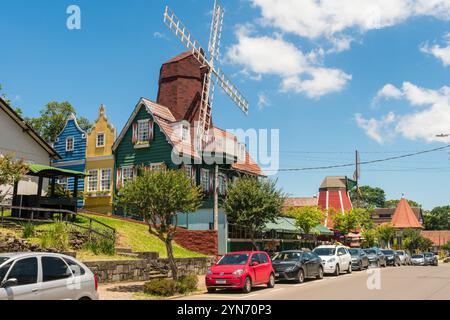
left=144, top=278, right=178, bottom=297
left=83, top=237, right=115, bottom=256
left=176, top=275, right=198, bottom=294
left=40, top=223, right=70, bottom=251
left=21, top=222, right=35, bottom=239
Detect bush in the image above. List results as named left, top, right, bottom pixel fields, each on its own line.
left=40, top=223, right=70, bottom=251
left=21, top=222, right=35, bottom=239
left=83, top=237, right=115, bottom=256
left=176, top=275, right=198, bottom=294
left=144, top=278, right=178, bottom=297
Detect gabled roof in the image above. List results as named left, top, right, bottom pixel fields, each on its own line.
left=320, top=176, right=347, bottom=189
left=56, top=113, right=88, bottom=139
left=0, top=97, right=61, bottom=160
left=113, top=97, right=264, bottom=176
left=391, top=198, right=423, bottom=229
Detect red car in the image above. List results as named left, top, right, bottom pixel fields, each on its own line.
left=205, top=251, right=275, bottom=294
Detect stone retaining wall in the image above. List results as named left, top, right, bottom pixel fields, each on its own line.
left=84, top=257, right=215, bottom=283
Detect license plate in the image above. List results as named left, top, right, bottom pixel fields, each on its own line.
left=216, top=279, right=226, bottom=284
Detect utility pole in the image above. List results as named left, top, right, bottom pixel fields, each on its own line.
left=354, top=150, right=361, bottom=208
left=213, top=164, right=219, bottom=231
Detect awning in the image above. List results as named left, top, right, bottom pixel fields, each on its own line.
left=28, top=164, right=87, bottom=178
left=313, top=224, right=334, bottom=236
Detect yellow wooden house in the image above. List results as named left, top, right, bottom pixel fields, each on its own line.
left=84, top=105, right=117, bottom=214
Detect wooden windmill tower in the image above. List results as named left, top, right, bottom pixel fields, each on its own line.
left=164, top=0, right=249, bottom=150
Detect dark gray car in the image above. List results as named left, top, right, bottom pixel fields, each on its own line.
left=349, top=248, right=369, bottom=271
left=424, top=252, right=438, bottom=266
left=381, top=249, right=401, bottom=267
left=364, top=248, right=387, bottom=267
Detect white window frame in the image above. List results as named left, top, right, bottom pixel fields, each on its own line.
left=57, top=177, right=68, bottom=191
left=96, top=132, right=105, bottom=148
left=137, top=119, right=150, bottom=143
left=182, top=123, right=190, bottom=142
left=100, top=168, right=112, bottom=192
left=87, top=170, right=99, bottom=192
left=183, top=164, right=192, bottom=179
left=66, top=137, right=74, bottom=152
left=201, top=169, right=210, bottom=192
left=122, top=166, right=134, bottom=185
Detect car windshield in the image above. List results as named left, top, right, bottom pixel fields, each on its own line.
left=217, top=254, right=249, bottom=265
left=364, top=249, right=377, bottom=255
left=314, top=248, right=335, bottom=256
left=348, top=249, right=360, bottom=256
left=382, top=250, right=395, bottom=255
left=273, top=252, right=302, bottom=262
left=412, top=254, right=424, bottom=259
left=424, top=253, right=434, bottom=258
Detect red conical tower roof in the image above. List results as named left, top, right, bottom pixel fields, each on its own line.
left=391, top=198, right=423, bottom=229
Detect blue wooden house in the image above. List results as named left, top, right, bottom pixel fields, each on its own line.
left=51, top=113, right=87, bottom=207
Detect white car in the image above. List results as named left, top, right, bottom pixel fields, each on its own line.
left=0, top=252, right=99, bottom=300
left=313, top=245, right=352, bottom=276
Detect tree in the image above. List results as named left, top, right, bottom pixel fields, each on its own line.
left=401, top=229, right=431, bottom=253
left=117, top=169, right=202, bottom=280
left=361, top=228, right=377, bottom=248
left=27, top=101, right=92, bottom=143
left=376, top=224, right=396, bottom=248
left=0, top=155, right=29, bottom=204
left=333, top=208, right=373, bottom=235
left=350, top=185, right=386, bottom=208
left=385, top=199, right=421, bottom=208
left=442, top=240, right=450, bottom=252
left=423, top=206, right=450, bottom=230
left=223, top=177, right=285, bottom=250
left=418, top=237, right=434, bottom=252
left=0, top=84, right=22, bottom=115
left=286, top=206, right=325, bottom=236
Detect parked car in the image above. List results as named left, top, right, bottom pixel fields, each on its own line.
left=381, top=250, right=401, bottom=267
left=396, top=250, right=411, bottom=265
left=424, top=252, right=438, bottom=266
left=205, top=251, right=275, bottom=294
left=272, top=250, right=324, bottom=283
left=313, top=245, right=352, bottom=276
left=348, top=248, right=370, bottom=271
left=411, top=254, right=426, bottom=266
left=0, top=252, right=99, bottom=300
left=363, top=248, right=387, bottom=268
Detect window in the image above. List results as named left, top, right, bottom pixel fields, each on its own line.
left=201, top=169, right=210, bottom=192
left=122, top=167, right=134, bottom=185
left=63, top=258, right=85, bottom=277
left=182, top=124, right=190, bottom=142
left=100, top=169, right=111, bottom=191
left=138, top=120, right=150, bottom=142
left=57, top=177, right=68, bottom=191
left=258, top=253, right=269, bottom=264
left=66, top=137, right=74, bottom=151
left=251, top=254, right=261, bottom=264
left=7, top=258, right=38, bottom=286
left=219, top=174, right=227, bottom=195
left=0, top=262, right=12, bottom=283
left=42, top=257, right=72, bottom=282
left=338, top=248, right=346, bottom=256
left=96, top=133, right=105, bottom=147
left=88, top=170, right=98, bottom=192
left=183, top=165, right=192, bottom=178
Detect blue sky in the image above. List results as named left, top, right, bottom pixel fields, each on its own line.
left=1, top=0, right=450, bottom=209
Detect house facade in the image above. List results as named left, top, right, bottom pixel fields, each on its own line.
left=84, top=105, right=116, bottom=214
left=51, top=113, right=87, bottom=207
left=0, top=97, right=60, bottom=199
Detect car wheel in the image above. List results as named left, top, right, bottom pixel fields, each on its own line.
left=347, top=263, right=352, bottom=274
left=297, top=269, right=305, bottom=283
left=317, top=266, right=324, bottom=280
left=358, top=261, right=363, bottom=271
left=334, top=264, right=340, bottom=276
left=242, top=277, right=252, bottom=294
left=207, top=288, right=216, bottom=293
left=267, top=273, right=275, bottom=288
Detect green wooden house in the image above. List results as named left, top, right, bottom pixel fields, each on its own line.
left=112, top=98, right=264, bottom=254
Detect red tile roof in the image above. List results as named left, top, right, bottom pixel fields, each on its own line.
left=391, top=198, right=423, bottom=229
left=284, top=197, right=318, bottom=208
left=422, top=230, right=450, bottom=247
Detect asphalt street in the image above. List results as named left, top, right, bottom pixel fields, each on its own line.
left=177, top=264, right=450, bottom=300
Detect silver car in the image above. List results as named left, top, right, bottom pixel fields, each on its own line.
left=0, top=252, right=99, bottom=300
left=396, top=250, right=411, bottom=265
left=411, top=254, right=426, bottom=266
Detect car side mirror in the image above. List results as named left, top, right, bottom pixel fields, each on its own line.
left=303, top=257, right=310, bottom=262
left=1, top=278, right=18, bottom=288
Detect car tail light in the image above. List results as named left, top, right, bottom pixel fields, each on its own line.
left=94, top=274, right=99, bottom=291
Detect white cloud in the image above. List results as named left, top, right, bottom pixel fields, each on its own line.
left=153, top=32, right=170, bottom=40
left=257, top=92, right=271, bottom=109
left=420, top=32, right=450, bottom=66
left=227, top=28, right=351, bottom=98
left=251, top=0, right=450, bottom=40
left=372, top=83, right=403, bottom=106
left=358, top=82, right=450, bottom=143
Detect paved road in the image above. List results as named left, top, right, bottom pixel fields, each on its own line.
left=178, top=264, right=450, bottom=300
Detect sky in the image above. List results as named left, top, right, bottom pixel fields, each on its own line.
left=1, top=0, right=450, bottom=210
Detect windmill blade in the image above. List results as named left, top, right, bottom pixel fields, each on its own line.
left=163, top=6, right=208, bottom=67
left=212, top=68, right=249, bottom=115
left=208, top=0, right=225, bottom=64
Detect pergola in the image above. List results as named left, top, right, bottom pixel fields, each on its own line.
left=12, top=164, right=87, bottom=219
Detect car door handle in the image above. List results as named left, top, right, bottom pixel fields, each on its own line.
left=32, top=288, right=39, bottom=293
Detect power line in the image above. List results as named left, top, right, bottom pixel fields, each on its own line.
left=266, top=144, right=450, bottom=172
